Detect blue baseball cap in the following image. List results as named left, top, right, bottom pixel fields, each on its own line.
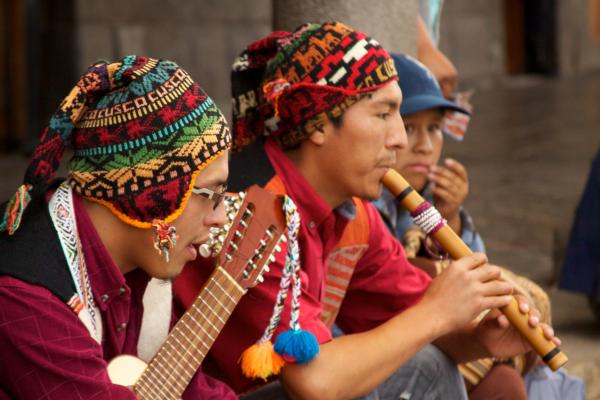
left=392, top=53, right=469, bottom=116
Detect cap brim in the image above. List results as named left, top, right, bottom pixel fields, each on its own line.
left=400, top=94, right=470, bottom=116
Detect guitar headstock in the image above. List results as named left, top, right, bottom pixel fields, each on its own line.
left=200, top=185, right=286, bottom=290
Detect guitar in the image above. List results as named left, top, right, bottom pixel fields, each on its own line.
left=107, top=185, right=286, bottom=399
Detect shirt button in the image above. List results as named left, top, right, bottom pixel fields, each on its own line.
left=309, top=221, right=316, bottom=229
left=118, top=287, right=127, bottom=296
left=100, top=294, right=109, bottom=303
left=117, top=322, right=128, bottom=332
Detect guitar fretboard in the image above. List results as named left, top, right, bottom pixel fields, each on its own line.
left=134, top=266, right=245, bottom=400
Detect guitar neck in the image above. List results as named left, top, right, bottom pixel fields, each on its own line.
left=133, top=266, right=245, bottom=400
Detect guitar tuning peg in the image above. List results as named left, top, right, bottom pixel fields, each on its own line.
left=239, top=192, right=246, bottom=199
left=268, top=255, right=276, bottom=263
left=199, top=243, right=213, bottom=258
left=257, top=275, right=265, bottom=283
left=274, top=245, right=281, bottom=253
left=280, top=235, right=287, bottom=243
left=263, top=265, right=270, bottom=273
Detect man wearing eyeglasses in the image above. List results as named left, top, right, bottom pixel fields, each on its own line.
left=0, top=56, right=236, bottom=399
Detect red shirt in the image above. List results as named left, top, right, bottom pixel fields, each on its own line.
left=0, top=193, right=236, bottom=399
left=174, top=140, right=432, bottom=394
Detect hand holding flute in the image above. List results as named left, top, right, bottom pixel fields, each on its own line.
left=382, top=168, right=568, bottom=371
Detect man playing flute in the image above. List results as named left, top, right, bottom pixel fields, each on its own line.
left=175, top=21, right=560, bottom=400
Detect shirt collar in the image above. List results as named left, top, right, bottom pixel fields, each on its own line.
left=72, top=192, right=130, bottom=308
left=264, top=139, right=356, bottom=228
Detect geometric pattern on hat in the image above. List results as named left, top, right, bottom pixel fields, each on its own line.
left=5, top=55, right=230, bottom=233
left=231, top=20, right=397, bottom=152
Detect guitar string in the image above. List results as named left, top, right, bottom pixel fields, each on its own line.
left=138, top=270, right=241, bottom=399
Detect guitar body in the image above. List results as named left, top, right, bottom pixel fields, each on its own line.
left=107, top=355, right=147, bottom=387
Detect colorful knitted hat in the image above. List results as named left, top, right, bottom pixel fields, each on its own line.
left=231, top=21, right=398, bottom=152
left=1, top=55, right=230, bottom=235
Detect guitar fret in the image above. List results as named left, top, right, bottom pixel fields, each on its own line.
left=137, top=356, right=169, bottom=397
left=164, top=342, right=197, bottom=376
left=143, top=353, right=179, bottom=394
left=135, top=379, right=153, bottom=399
left=173, top=334, right=205, bottom=364
left=205, top=286, right=229, bottom=313
left=138, top=375, right=163, bottom=400
left=198, top=296, right=228, bottom=324
left=154, top=350, right=188, bottom=394
left=212, top=277, right=240, bottom=303
left=195, top=300, right=226, bottom=325
left=174, top=323, right=200, bottom=346
left=174, top=323, right=210, bottom=351
left=202, top=310, right=221, bottom=333
left=184, top=314, right=215, bottom=341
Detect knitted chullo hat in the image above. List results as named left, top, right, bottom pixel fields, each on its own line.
left=231, top=20, right=398, bottom=152
left=1, top=55, right=230, bottom=235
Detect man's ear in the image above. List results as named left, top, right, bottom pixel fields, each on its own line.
left=308, top=129, right=326, bottom=145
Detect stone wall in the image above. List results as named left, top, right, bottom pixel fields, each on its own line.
left=439, top=0, right=600, bottom=88
left=74, top=0, right=600, bottom=106
left=558, top=0, right=600, bottom=75
left=438, top=0, right=506, bottom=88
left=273, top=0, right=418, bottom=56
left=75, top=0, right=272, bottom=115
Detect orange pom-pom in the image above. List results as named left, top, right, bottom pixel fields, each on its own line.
left=240, top=341, right=286, bottom=380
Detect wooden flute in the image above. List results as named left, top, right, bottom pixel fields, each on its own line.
left=381, top=169, right=568, bottom=371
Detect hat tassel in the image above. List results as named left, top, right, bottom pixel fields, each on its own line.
left=274, top=328, right=319, bottom=364
left=1, top=184, right=32, bottom=235
left=240, top=340, right=286, bottom=380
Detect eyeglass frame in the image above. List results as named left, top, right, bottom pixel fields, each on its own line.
left=191, top=185, right=227, bottom=210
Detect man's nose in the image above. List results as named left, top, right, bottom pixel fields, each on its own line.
left=387, top=114, right=408, bottom=150
left=414, top=130, right=433, bottom=153
left=205, top=200, right=228, bottom=228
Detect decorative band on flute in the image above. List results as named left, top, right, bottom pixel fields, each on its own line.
left=410, top=202, right=446, bottom=236
left=381, top=168, right=568, bottom=371
left=396, top=186, right=414, bottom=202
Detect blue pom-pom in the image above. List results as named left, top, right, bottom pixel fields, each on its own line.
left=274, top=329, right=319, bottom=364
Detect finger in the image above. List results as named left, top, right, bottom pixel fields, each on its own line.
left=515, top=296, right=530, bottom=314
left=433, top=162, right=467, bottom=184
left=528, top=314, right=540, bottom=327
left=431, top=186, right=458, bottom=205
left=443, top=158, right=468, bottom=180
left=496, top=313, right=509, bottom=328
left=540, top=323, right=557, bottom=341
left=480, top=280, right=514, bottom=297
left=474, top=264, right=504, bottom=282
left=430, top=168, right=461, bottom=190
left=454, top=252, right=488, bottom=271
left=481, top=294, right=513, bottom=310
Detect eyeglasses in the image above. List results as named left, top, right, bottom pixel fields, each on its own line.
left=191, top=185, right=227, bottom=210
